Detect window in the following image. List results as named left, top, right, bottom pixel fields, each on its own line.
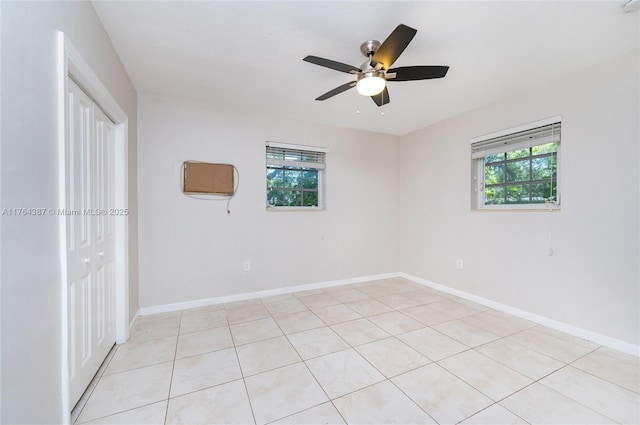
left=471, top=117, right=561, bottom=209
left=266, top=142, right=326, bottom=209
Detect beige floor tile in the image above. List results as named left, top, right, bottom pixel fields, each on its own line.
left=225, top=303, right=271, bottom=325
left=236, top=336, right=301, bottom=376
left=428, top=299, right=484, bottom=319
left=230, top=317, right=283, bottom=345
left=179, top=310, right=227, bottom=334
left=347, top=281, right=377, bottom=290
left=245, top=362, right=328, bottom=424
left=535, top=325, right=602, bottom=350
left=312, top=304, right=362, bottom=325
left=375, top=292, right=427, bottom=309
left=505, top=326, right=599, bottom=363
left=330, top=289, right=370, bottom=303
left=176, top=326, right=233, bottom=358
left=294, top=288, right=326, bottom=297
left=400, top=304, right=458, bottom=326
left=261, top=293, right=297, bottom=304
left=571, top=347, right=640, bottom=393
left=346, top=299, right=394, bottom=316
left=287, top=326, right=350, bottom=360
left=459, top=403, right=527, bottom=424
left=272, top=402, right=345, bottom=424
left=476, top=338, right=564, bottom=380
left=80, top=279, right=635, bottom=425
left=355, top=337, right=430, bottom=378
left=263, top=299, right=308, bottom=316
left=224, top=298, right=263, bottom=309
left=333, top=380, right=436, bottom=424
left=432, top=319, right=501, bottom=347
left=500, top=383, right=615, bottom=424
left=298, top=293, right=341, bottom=309
left=357, top=286, right=397, bottom=299
left=367, top=311, right=424, bottom=335
left=331, top=318, right=390, bottom=346
left=79, top=401, right=167, bottom=425
left=399, top=327, right=468, bottom=361
left=78, top=362, right=173, bottom=423
left=170, top=348, right=242, bottom=397
left=400, top=289, right=448, bottom=305
left=273, top=310, right=325, bottom=334
left=306, top=349, right=385, bottom=399
left=392, top=364, right=493, bottom=425
left=447, top=296, right=491, bottom=312
left=180, top=303, right=224, bottom=319
left=129, top=314, right=181, bottom=343
left=358, top=282, right=407, bottom=298
left=166, top=380, right=254, bottom=424
left=104, top=336, right=177, bottom=375
left=318, top=284, right=350, bottom=293
left=438, top=350, right=533, bottom=401
left=392, top=278, right=425, bottom=291
left=462, top=309, right=535, bottom=337
left=540, top=366, right=640, bottom=424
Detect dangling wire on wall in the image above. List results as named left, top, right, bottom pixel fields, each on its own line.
left=180, top=161, right=240, bottom=215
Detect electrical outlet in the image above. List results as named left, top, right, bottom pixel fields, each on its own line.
left=243, top=260, right=251, bottom=272
left=456, top=259, right=463, bottom=269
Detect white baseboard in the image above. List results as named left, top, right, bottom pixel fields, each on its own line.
left=128, top=311, right=139, bottom=333
left=138, top=272, right=399, bottom=316
left=136, top=270, right=638, bottom=357
left=399, top=272, right=640, bottom=357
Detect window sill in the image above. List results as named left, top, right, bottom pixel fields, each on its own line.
left=472, top=205, right=560, bottom=212
left=266, top=206, right=325, bottom=212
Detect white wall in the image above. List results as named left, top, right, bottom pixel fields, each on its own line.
left=0, top=2, right=138, bottom=422
left=138, top=94, right=399, bottom=308
left=399, top=50, right=639, bottom=346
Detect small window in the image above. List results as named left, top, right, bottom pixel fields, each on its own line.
left=471, top=118, right=561, bottom=209
left=266, top=142, right=326, bottom=210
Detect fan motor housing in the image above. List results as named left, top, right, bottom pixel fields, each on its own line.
left=360, top=40, right=381, bottom=57
left=358, top=69, right=385, bottom=82
left=303, top=24, right=449, bottom=106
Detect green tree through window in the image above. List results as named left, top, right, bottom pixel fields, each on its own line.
left=266, top=144, right=325, bottom=208
left=471, top=119, right=561, bottom=209
left=484, top=142, right=557, bottom=205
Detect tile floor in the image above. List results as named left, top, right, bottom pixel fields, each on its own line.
left=73, top=278, right=640, bottom=424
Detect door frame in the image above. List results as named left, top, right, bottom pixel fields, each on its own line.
left=57, top=32, right=130, bottom=421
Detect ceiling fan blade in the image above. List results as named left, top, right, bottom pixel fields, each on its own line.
left=370, top=24, right=417, bottom=69
left=371, top=87, right=390, bottom=107
left=316, top=81, right=356, bottom=101
left=387, top=66, right=449, bottom=81
left=303, top=55, right=361, bottom=74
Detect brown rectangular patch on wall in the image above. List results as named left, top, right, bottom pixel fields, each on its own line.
left=183, top=162, right=234, bottom=195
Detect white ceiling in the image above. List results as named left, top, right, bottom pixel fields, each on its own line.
left=93, top=1, right=639, bottom=136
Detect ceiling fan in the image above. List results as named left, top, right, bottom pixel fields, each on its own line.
left=303, top=24, right=449, bottom=107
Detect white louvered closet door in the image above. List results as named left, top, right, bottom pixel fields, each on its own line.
left=67, top=78, right=116, bottom=408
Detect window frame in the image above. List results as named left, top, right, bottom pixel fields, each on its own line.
left=265, top=141, right=327, bottom=211
left=471, top=117, right=562, bottom=210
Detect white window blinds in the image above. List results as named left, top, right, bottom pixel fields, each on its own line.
left=471, top=121, right=561, bottom=159
left=266, top=145, right=326, bottom=170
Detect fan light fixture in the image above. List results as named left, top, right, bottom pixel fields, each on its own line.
left=303, top=24, right=450, bottom=106
left=356, top=71, right=386, bottom=96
